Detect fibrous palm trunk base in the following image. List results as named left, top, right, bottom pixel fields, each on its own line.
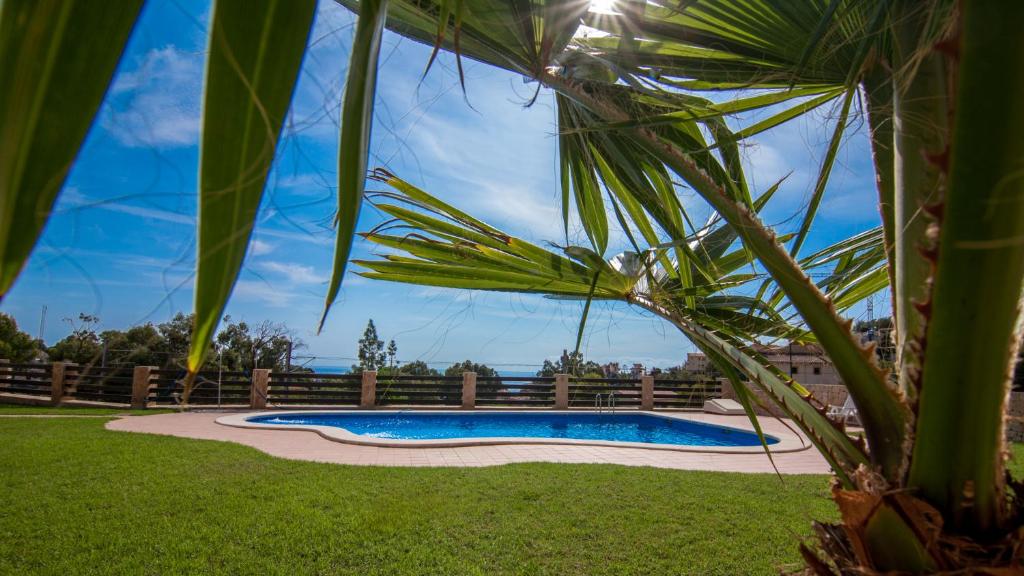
left=798, top=481, right=1024, bottom=575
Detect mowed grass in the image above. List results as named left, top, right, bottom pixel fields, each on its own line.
left=0, top=417, right=840, bottom=575
left=1010, top=443, right=1024, bottom=480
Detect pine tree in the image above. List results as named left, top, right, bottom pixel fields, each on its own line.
left=356, top=320, right=386, bottom=371
left=386, top=339, right=397, bottom=370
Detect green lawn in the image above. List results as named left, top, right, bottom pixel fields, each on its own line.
left=0, top=417, right=837, bottom=575
left=2, top=417, right=1020, bottom=575
left=0, top=404, right=175, bottom=416
left=1010, top=443, right=1024, bottom=480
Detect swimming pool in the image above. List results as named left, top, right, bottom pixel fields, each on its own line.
left=242, top=411, right=778, bottom=448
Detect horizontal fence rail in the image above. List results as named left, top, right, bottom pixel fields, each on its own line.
left=65, top=365, right=133, bottom=404
left=568, top=377, right=642, bottom=408
left=0, top=360, right=727, bottom=412
left=267, top=372, right=362, bottom=406
left=0, top=363, right=52, bottom=397
left=652, top=379, right=721, bottom=409
left=375, top=375, right=462, bottom=407
left=149, top=369, right=252, bottom=406
left=476, top=376, right=555, bottom=407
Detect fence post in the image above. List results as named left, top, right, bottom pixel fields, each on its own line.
left=641, top=375, right=655, bottom=410
left=462, top=371, right=477, bottom=409
left=131, top=366, right=154, bottom=409
left=251, top=369, right=270, bottom=410
left=554, top=373, right=569, bottom=409
left=51, top=362, right=67, bottom=405
left=0, top=359, right=9, bottom=397
left=360, top=370, right=377, bottom=409
left=716, top=377, right=733, bottom=400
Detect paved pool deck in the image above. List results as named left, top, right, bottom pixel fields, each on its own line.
left=106, top=411, right=832, bottom=474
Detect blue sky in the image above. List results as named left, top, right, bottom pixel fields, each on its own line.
left=1, top=0, right=889, bottom=371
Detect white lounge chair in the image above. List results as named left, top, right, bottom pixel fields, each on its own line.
left=703, top=398, right=745, bottom=415
left=827, top=395, right=858, bottom=425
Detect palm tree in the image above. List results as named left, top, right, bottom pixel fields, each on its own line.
left=2, top=0, right=1022, bottom=571
left=345, top=2, right=1024, bottom=571
left=359, top=168, right=888, bottom=460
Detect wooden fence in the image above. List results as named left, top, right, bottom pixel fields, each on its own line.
left=149, top=369, right=252, bottom=406
left=0, top=359, right=720, bottom=412
left=477, top=376, right=555, bottom=407
left=64, top=365, right=133, bottom=404
left=0, top=363, right=51, bottom=397
left=568, top=377, right=642, bottom=408
left=265, top=371, right=362, bottom=406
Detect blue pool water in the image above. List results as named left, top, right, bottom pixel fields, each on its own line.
left=247, top=412, right=778, bottom=447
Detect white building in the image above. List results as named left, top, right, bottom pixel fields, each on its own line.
left=685, top=344, right=843, bottom=385
left=753, top=343, right=842, bottom=385
left=683, top=352, right=711, bottom=374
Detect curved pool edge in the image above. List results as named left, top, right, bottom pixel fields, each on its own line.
left=215, top=410, right=811, bottom=455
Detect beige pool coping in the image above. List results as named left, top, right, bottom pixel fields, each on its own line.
left=106, top=411, right=832, bottom=474
left=215, top=410, right=808, bottom=453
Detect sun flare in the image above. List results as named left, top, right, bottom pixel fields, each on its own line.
left=589, top=0, right=618, bottom=15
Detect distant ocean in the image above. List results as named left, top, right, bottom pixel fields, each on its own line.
left=309, top=365, right=537, bottom=377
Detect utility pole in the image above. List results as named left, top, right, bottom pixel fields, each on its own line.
left=285, top=339, right=292, bottom=373
left=789, top=341, right=794, bottom=376
left=866, top=296, right=875, bottom=342
left=37, top=305, right=47, bottom=342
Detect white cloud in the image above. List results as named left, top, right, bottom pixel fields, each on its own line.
left=249, top=239, right=274, bottom=256
left=256, top=226, right=333, bottom=247
left=272, top=172, right=334, bottom=195
left=104, top=46, right=202, bottom=148
left=257, top=261, right=326, bottom=285
left=232, top=279, right=294, bottom=307
left=57, top=187, right=193, bottom=225
left=373, top=74, right=565, bottom=244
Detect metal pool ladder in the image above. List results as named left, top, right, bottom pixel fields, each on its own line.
left=594, top=392, right=616, bottom=414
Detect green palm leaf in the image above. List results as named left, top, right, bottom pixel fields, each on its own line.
left=320, top=0, right=389, bottom=331
left=0, top=0, right=143, bottom=299
left=188, top=0, right=317, bottom=373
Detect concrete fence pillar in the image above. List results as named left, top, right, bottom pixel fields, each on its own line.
left=640, top=375, right=655, bottom=410
left=251, top=369, right=270, bottom=410
left=131, top=366, right=155, bottom=409
left=360, top=370, right=377, bottom=409
left=462, top=371, right=477, bottom=409
left=554, top=373, right=569, bottom=409
left=51, top=362, right=68, bottom=405
left=717, top=378, right=733, bottom=400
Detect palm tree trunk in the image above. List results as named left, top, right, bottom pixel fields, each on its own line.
left=890, top=1, right=953, bottom=399
left=907, top=0, right=1024, bottom=535
left=861, top=70, right=898, bottom=372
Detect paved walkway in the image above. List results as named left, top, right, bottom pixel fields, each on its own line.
left=107, top=412, right=832, bottom=474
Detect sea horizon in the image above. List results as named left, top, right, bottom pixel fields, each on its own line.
left=307, top=365, right=539, bottom=378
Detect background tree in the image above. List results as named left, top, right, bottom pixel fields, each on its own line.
left=34, top=312, right=300, bottom=372
left=100, top=324, right=164, bottom=367
left=536, top=350, right=603, bottom=378
left=444, top=360, right=496, bottom=378
left=397, top=360, right=439, bottom=377
left=47, top=314, right=102, bottom=365
left=214, top=317, right=297, bottom=372
left=386, top=339, right=397, bottom=371
left=652, top=366, right=698, bottom=381
left=0, top=313, right=43, bottom=362
left=155, top=313, right=196, bottom=370
left=353, top=319, right=386, bottom=372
